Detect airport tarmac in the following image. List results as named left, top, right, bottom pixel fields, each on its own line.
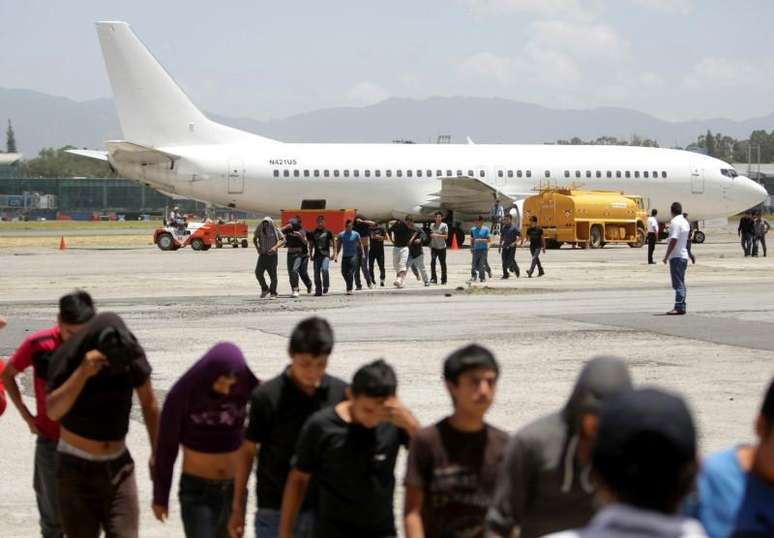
left=1, top=224, right=773, bottom=537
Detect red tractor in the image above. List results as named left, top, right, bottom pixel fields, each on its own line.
left=154, top=222, right=249, bottom=251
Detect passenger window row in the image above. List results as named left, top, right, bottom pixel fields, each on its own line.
left=270, top=168, right=667, bottom=179
left=560, top=169, right=668, bottom=179
left=271, top=168, right=508, bottom=179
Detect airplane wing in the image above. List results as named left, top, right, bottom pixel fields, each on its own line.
left=424, top=176, right=520, bottom=215
left=104, top=140, right=180, bottom=168
left=66, top=149, right=109, bottom=161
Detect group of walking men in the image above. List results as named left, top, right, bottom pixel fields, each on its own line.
left=2, top=299, right=773, bottom=538
left=738, top=211, right=770, bottom=257
left=252, top=211, right=553, bottom=297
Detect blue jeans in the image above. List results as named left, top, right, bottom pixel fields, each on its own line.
left=179, top=474, right=233, bottom=538
left=255, top=509, right=315, bottom=538
left=670, top=257, right=688, bottom=312
left=35, top=436, right=63, bottom=538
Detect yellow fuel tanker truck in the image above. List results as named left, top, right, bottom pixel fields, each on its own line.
left=522, top=189, right=647, bottom=249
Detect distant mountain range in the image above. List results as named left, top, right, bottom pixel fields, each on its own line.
left=2, top=87, right=774, bottom=158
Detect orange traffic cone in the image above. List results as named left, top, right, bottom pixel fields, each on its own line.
left=59, top=236, right=66, bottom=250
left=451, top=233, right=459, bottom=250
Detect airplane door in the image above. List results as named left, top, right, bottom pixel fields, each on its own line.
left=228, top=160, right=244, bottom=194
left=691, top=168, right=704, bottom=194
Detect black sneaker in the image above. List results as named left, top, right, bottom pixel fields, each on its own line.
left=380, top=281, right=385, bottom=287
left=356, top=286, right=363, bottom=291
left=537, top=271, right=545, bottom=277
left=501, top=275, right=509, bottom=279
left=307, top=284, right=313, bottom=294
left=314, top=291, right=322, bottom=297
left=527, top=271, right=533, bottom=278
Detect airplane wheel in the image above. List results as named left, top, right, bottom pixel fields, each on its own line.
left=589, top=226, right=604, bottom=249
left=157, top=233, right=176, bottom=251
left=693, top=231, right=706, bottom=244
left=191, top=238, right=205, bottom=251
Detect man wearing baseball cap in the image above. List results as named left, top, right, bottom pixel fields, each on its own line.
left=487, top=357, right=633, bottom=538
left=545, top=388, right=707, bottom=538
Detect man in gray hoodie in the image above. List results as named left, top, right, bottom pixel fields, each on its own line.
left=253, top=216, right=286, bottom=298
left=486, top=357, right=633, bottom=538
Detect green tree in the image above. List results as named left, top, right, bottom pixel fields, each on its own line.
left=21, top=146, right=116, bottom=178
left=6, top=119, right=17, bottom=153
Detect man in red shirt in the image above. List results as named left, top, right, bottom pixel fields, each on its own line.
left=1, top=292, right=95, bottom=538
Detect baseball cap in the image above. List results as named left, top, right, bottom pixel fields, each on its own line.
left=592, top=387, right=697, bottom=511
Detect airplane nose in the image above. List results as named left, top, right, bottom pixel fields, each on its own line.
left=733, top=176, right=769, bottom=211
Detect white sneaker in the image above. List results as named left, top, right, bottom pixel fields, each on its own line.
left=291, top=290, right=300, bottom=298
left=346, top=290, right=353, bottom=295
left=393, top=279, right=400, bottom=288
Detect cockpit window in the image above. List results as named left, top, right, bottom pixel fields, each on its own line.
left=720, top=168, right=739, bottom=178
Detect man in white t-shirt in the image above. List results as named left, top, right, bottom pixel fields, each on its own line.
left=647, top=209, right=659, bottom=264
left=662, top=202, right=690, bottom=315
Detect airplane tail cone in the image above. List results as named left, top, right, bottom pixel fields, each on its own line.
left=451, top=233, right=459, bottom=250
left=59, top=236, right=67, bottom=250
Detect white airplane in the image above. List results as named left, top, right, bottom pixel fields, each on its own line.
left=71, top=21, right=768, bottom=228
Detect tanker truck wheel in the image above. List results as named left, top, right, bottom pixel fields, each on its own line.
left=693, top=230, right=706, bottom=244
left=589, top=225, right=604, bottom=249
left=628, top=228, right=646, bottom=248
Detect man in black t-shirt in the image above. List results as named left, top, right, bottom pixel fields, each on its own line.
left=280, top=359, right=420, bottom=538
left=282, top=218, right=313, bottom=298
left=46, top=312, right=159, bottom=538
left=229, top=317, right=347, bottom=538
left=353, top=214, right=376, bottom=290
left=311, top=216, right=335, bottom=296
left=389, top=217, right=416, bottom=288
left=523, top=216, right=546, bottom=277
left=369, top=224, right=387, bottom=287
left=404, top=344, right=507, bottom=538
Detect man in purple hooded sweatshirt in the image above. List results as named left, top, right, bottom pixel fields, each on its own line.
left=152, top=342, right=258, bottom=538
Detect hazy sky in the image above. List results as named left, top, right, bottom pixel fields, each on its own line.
left=1, top=0, right=772, bottom=122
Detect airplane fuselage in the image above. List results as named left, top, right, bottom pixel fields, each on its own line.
left=116, top=141, right=761, bottom=222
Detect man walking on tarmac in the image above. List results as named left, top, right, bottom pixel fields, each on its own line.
left=282, top=217, right=313, bottom=298
left=523, top=216, right=546, bottom=278
left=254, top=217, right=285, bottom=299
left=647, top=209, right=659, bottom=264
left=663, top=202, right=691, bottom=315
left=739, top=211, right=755, bottom=256
left=353, top=215, right=376, bottom=290
left=429, top=212, right=449, bottom=285
left=499, top=213, right=521, bottom=279
left=311, top=215, right=335, bottom=296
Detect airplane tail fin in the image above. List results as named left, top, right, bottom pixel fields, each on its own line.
left=95, top=21, right=276, bottom=148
